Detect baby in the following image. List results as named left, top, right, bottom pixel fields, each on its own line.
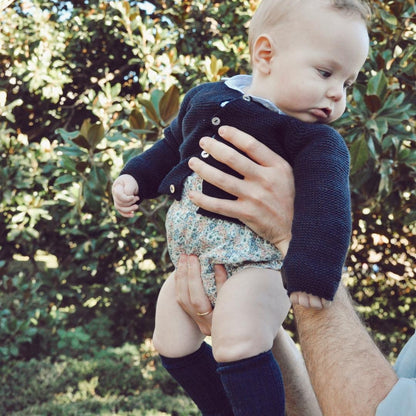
left=112, top=0, right=370, bottom=414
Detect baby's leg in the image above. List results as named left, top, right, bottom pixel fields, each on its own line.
left=212, top=268, right=290, bottom=416
left=153, top=272, right=204, bottom=357
left=153, top=272, right=234, bottom=416
left=212, top=268, right=290, bottom=362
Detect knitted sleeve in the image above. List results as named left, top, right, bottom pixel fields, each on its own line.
left=281, top=122, right=352, bottom=301
left=120, top=138, right=179, bottom=200
left=120, top=84, right=203, bottom=200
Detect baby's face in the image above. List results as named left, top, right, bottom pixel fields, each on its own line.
left=264, top=3, right=369, bottom=124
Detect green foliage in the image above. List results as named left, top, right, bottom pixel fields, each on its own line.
left=333, top=0, right=416, bottom=357
left=0, top=343, right=198, bottom=415
left=0, top=0, right=415, bottom=387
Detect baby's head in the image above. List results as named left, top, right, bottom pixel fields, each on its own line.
left=246, top=0, right=370, bottom=123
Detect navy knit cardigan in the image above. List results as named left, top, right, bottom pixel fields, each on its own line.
left=121, top=81, right=352, bottom=300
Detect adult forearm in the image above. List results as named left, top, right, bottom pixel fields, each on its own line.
left=272, top=327, right=322, bottom=416
left=293, top=285, right=397, bottom=416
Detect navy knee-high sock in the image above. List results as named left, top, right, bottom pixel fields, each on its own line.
left=160, top=342, right=234, bottom=416
left=217, top=350, right=285, bottom=416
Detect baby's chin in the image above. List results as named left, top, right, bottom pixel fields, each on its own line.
left=285, top=111, right=331, bottom=124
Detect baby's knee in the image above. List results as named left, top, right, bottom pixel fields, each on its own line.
left=152, top=327, right=169, bottom=356
left=153, top=319, right=204, bottom=358
left=212, top=330, right=274, bottom=363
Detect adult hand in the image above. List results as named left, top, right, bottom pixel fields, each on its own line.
left=188, top=126, right=327, bottom=309
left=174, top=254, right=227, bottom=336
left=188, top=125, right=294, bottom=256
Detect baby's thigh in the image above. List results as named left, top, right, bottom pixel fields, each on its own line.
left=153, top=273, right=204, bottom=358
left=211, top=268, right=290, bottom=362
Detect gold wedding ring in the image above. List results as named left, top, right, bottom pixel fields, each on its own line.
left=196, top=310, right=210, bottom=316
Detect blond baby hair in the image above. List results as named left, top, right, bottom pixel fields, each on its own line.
left=248, top=0, right=371, bottom=54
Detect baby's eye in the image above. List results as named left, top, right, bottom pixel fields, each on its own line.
left=317, top=69, right=332, bottom=78
left=344, top=81, right=353, bottom=90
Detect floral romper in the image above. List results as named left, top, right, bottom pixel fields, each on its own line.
left=165, top=173, right=283, bottom=305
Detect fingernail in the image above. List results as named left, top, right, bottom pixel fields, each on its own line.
left=199, top=137, right=207, bottom=147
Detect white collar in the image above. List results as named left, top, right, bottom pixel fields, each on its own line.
left=224, top=75, right=282, bottom=113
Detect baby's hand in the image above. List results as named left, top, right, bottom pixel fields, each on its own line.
left=290, top=291, right=332, bottom=309
left=112, top=174, right=140, bottom=218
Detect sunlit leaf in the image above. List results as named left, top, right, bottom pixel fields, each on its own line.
left=364, top=95, right=381, bottom=113
left=138, top=97, right=160, bottom=125
left=367, top=71, right=388, bottom=97
left=129, top=109, right=145, bottom=130
left=350, top=135, right=369, bottom=173
left=73, top=135, right=91, bottom=150
left=87, top=123, right=105, bottom=150
left=159, top=85, right=180, bottom=125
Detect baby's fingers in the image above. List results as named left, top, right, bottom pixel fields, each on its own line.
left=114, top=199, right=139, bottom=217
left=290, top=292, right=331, bottom=309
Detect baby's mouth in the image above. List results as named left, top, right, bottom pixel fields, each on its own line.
left=310, top=108, right=331, bottom=121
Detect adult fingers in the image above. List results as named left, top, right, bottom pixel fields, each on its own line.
left=188, top=158, right=244, bottom=200
left=187, top=255, right=213, bottom=316
left=216, top=125, right=291, bottom=171
left=175, top=255, right=213, bottom=335
left=175, top=255, right=212, bottom=316
left=174, top=254, right=191, bottom=308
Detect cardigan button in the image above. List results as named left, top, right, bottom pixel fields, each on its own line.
left=242, top=94, right=251, bottom=101
left=201, top=150, right=209, bottom=158
left=211, top=116, right=221, bottom=126
left=169, top=184, right=175, bottom=194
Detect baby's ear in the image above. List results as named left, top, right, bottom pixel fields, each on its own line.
left=251, top=34, right=274, bottom=75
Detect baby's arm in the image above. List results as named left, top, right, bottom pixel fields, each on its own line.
left=281, top=122, right=351, bottom=305
left=112, top=174, right=140, bottom=218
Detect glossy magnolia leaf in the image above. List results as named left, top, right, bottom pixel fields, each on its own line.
left=76, top=161, right=89, bottom=173
left=129, top=109, right=145, bottom=130
left=366, top=119, right=388, bottom=141
left=80, top=119, right=92, bottom=140
left=379, top=93, right=407, bottom=116
left=60, top=155, right=78, bottom=173
left=159, top=85, right=180, bottom=125
left=54, top=174, right=75, bottom=186
left=138, top=97, right=160, bottom=125
left=350, top=135, right=369, bottom=174
left=366, top=71, right=388, bottom=98
left=150, top=89, right=164, bottom=113
left=90, top=166, right=108, bottom=189
left=364, top=95, right=382, bottom=113
left=83, top=186, right=102, bottom=212
left=398, top=147, right=416, bottom=164
left=56, top=128, right=81, bottom=142
left=73, top=135, right=91, bottom=150
left=378, top=159, right=393, bottom=197
left=366, top=135, right=379, bottom=160
left=87, top=123, right=105, bottom=150
left=378, top=8, right=398, bottom=26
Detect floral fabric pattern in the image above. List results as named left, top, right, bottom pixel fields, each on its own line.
left=166, top=174, right=283, bottom=305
